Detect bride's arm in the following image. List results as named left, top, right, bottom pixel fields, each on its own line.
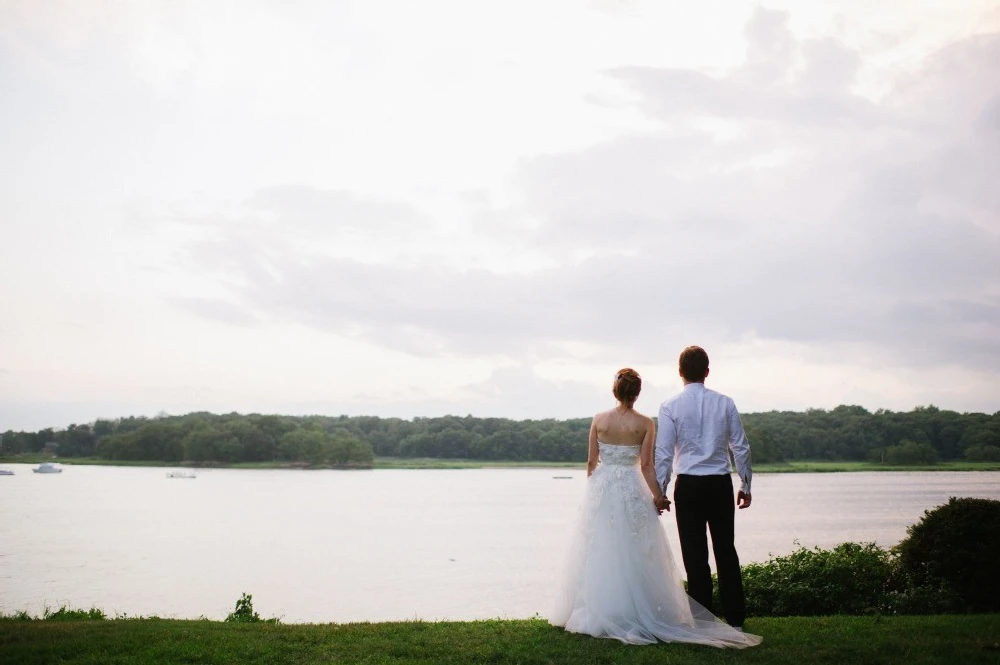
left=587, top=416, right=600, bottom=477
left=640, top=417, right=664, bottom=503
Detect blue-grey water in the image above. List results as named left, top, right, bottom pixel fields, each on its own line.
left=1, top=465, right=997, bottom=623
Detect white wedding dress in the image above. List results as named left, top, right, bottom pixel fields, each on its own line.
left=549, top=443, right=761, bottom=648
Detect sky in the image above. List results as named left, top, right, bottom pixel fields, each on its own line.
left=1, top=0, right=998, bottom=431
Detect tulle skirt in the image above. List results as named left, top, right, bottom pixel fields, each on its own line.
left=548, top=463, right=761, bottom=648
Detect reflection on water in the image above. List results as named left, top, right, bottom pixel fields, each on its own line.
left=1, top=465, right=998, bottom=622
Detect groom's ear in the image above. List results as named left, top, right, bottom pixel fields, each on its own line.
left=705, top=367, right=710, bottom=379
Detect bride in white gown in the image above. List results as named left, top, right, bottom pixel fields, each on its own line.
left=549, top=368, right=761, bottom=648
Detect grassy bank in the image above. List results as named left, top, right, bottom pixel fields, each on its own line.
left=0, top=456, right=374, bottom=470
left=753, top=460, right=1000, bottom=473
left=0, top=456, right=170, bottom=467
left=1, top=615, right=998, bottom=665
left=379, top=459, right=1000, bottom=472
left=2, top=455, right=999, bottom=472
left=373, top=457, right=580, bottom=469
left=0, top=456, right=585, bottom=470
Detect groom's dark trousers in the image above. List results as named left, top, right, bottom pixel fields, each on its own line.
left=674, top=473, right=746, bottom=627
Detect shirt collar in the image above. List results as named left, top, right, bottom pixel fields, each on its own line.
left=684, top=382, right=706, bottom=391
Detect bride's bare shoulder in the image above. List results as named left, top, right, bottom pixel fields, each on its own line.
left=629, top=410, right=655, bottom=433
left=626, top=408, right=651, bottom=422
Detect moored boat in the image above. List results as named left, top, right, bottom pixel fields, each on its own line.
left=33, top=462, right=62, bottom=474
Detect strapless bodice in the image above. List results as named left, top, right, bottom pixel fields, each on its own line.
left=598, top=442, right=641, bottom=466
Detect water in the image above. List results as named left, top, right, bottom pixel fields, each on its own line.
left=1, top=464, right=997, bottom=623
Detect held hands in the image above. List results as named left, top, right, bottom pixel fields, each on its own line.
left=737, top=490, right=752, bottom=510
left=653, top=495, right=671, bottom=515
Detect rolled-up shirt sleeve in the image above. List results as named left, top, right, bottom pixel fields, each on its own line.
left=655, top=403, right=676, bottom=495
left=727, top=399, right=752, bottom=494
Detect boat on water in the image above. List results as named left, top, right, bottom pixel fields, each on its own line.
left=0, top=469, right=14, bottom=476
left=33, top=462, right=62, bottom=474
left=166, top=470, right=196, bottom=479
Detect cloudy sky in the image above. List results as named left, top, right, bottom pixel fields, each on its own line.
left=1, top=1, right=998, bottom=431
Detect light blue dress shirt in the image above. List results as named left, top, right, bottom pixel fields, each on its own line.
left=655, top=382, right=753, bottom=495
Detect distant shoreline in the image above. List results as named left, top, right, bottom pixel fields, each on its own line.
left=1, top=456, right=998, bottom=473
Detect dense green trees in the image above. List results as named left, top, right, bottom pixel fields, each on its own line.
left=2, top=412, right=373, bottom=467
left=739, top=405, right=1000, bottom=464
left=2, top=405, right=998, bottom=465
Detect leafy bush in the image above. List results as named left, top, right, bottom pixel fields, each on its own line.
left=882, top=585, right=964, bottom=615
left=225, top=592, right=279, bottom=624
left=894, top=496, right=1000, bottom=612
left=226, top=593, right=261, bottom=623
left=742, top=542, right=898, bottom=616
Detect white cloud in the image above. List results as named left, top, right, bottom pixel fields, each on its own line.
left=1, top=2, right=998, bottom=430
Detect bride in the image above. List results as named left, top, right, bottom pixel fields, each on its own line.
left=549, top=368, right=761, bottom=648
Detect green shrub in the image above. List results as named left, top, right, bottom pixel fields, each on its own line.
left=883, top=585, right=963, bottom=615
left=742, top=542, right=898, bottom=616
left=225, top=592, right=261, bottom=623
left=894, top=496, right=1000, bottom=612
left=225, top=592, right=279, bottom=624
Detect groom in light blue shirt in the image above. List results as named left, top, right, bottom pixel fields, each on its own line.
left=655, top=345, right=753, bottom=629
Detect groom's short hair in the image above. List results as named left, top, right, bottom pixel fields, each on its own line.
left=679, top=346, right=709, bottom=382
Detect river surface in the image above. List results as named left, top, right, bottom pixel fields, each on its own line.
left=1, top=465, right=998, bottom=623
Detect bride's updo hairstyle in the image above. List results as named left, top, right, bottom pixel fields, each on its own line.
left=613, top=368, right=642, bottom=408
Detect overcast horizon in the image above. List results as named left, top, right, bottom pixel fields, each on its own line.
left=2, top=1, right=999, bottom=432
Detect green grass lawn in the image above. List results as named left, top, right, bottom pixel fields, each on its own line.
left=1, top=615, right=998, bottom=665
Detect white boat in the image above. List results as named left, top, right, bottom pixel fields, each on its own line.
left=166, top=470, right=196, bottom=479
left=0, top=469, right=13, bottom=476
left=33, top=462, right=62, bottom=474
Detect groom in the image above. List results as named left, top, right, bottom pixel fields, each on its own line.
left=654, top=345, right=753, bottom=629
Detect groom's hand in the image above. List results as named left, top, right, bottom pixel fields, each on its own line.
left=737, top=491, right=752, bottom=510
left=654, top=496, right=671, bottom=514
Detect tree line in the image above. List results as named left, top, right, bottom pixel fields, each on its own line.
left=1, top=405, right=999, bottom=466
